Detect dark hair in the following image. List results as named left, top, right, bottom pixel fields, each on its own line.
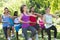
left=20, top=5, right=26, bottom=13
left=14, top=11, right=18, bottom=16
left=4, top=7, right=8, bottom=10
left=29, top=6, right=34, bottom=12
left=45, top=7, right=51, bottom=10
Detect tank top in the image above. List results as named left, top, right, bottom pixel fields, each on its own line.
left=22, top=13, right=30, bottom=28
left=39, top=19, right=45, bottom=28
left=2, top=14, right=10, bottom=27
left=30, top=16, right=37, bottom=26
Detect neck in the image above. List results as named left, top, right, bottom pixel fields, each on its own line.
left=31, top=11, right=34, bottom=14
left=23, top=12, right=27, bottom=14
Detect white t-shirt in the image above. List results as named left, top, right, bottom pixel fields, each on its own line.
left=44, top=14, right=53, bottom=29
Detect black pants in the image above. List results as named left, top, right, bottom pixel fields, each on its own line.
left=16, top=32, right=18, bottom=40
left=41, top=28, right=46, bottom=38
left=46, top=25, right=57, bottom=40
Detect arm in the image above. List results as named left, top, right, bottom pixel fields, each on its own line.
left=18, top=14, right=29, bottom=23
left=50, top=14, right=58, bottom=19
left=34, top=13, right=42, bottom=17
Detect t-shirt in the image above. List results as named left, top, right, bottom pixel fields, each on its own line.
left=14, top=17, right=21, bottom=32
left=44, top=14, right=53, bottom=28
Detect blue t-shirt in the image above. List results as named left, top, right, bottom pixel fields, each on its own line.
left=2, top=14, right=10, bottom=27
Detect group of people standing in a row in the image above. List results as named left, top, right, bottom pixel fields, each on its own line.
left=0, top=5, right=58, bottom=40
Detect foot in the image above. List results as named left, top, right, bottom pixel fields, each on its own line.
left=28, top=38, right=32, bottom=40
left=8, top=37, right=11, bottom=40
left=54, top=38, right=57, bottom=40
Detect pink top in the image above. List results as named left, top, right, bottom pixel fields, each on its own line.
left=39, top=19, right=45, bottom=28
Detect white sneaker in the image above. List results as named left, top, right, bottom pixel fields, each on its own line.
left=8, top=37, right=11, bottom=40
left=54, top=38, right=57, bottom=40
left=11, top=34, right=14, bottom=37
left=22, top=33, right=24, bottom=37
left=28, top=38, right=32, bottom=40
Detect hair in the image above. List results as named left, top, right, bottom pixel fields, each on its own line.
left=29, top=6, right=34, bottom=12
left=4, top=7, right=8, bottom=14
left=14, top=11, right=18, bottom=16
left=4, top=7, right=8, bottom=10
left=45, top=7, right=51, bottom=10
left=20, top=5, right=26, bottom=13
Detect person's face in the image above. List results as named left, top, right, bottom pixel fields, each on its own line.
left=23, top=6, right=27, bottom=12
left=4, top=9, right=8, bottom=13
left=31, top=7, right=35, bottom=12
left=46, top=8, right=50, bottom=14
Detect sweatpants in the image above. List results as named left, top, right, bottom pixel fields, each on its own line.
left=22, top=26, right=37, bottom=40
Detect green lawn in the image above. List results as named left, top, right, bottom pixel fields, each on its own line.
left=0, top=24, right=60, bottom=40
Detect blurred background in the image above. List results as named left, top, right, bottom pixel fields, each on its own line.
left=0, top=0, right=60, bottom=40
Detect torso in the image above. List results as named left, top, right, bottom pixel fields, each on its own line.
left=22, top=13, right=30, bottom=28
left=29, top=14, right=37, bottom=26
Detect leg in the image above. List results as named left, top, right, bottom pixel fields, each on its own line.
left=28, top=26, right=37, bottom=40
left=22, top=28, right=28, bottom=40
left=51, top=25, right=57, bottom=38
left=3, top=27, right=8, bottom=40
left=41, top=29, right=44, bottom=39
left=46, top=28, right=51, bottom=40
left=16, top=32, right=18, bottom=40
left=12, top=26, right=14, bottom=35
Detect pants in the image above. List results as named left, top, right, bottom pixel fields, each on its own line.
left=22, top=26, right=37, bottom=40
left=41, top=28, right=46, bottom=38
left=3, top=27, right=8, bottom=38
left=46, top=25, right=57, bottom=40
left=16, top=32, right=18, bottom=40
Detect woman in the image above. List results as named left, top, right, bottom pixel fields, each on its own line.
left=19, top=5, right=37, bottom=40
left=2, top=7, right=11, bottom=40
left=14, top=11, right=21, bottom=40
left=44, top=7, right=57, bottom=40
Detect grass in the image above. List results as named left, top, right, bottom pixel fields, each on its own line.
left=0, top=24, right=60, bottom=40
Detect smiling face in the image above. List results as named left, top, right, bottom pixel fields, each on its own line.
left=23, top=6, right=27, bottom=13
left=45, top=8, right=50, bottom=14
left=31, top=7, right=35, bottom=12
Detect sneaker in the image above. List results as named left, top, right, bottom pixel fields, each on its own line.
left=28, top=38, right=32, bottom=40
left=8, top=37, right=11, bottom=40
left=11, top=34, right=14, bottom=37
left=22, top=33, right=24, bottom=37
left=54, top=38, right=57, bottom=40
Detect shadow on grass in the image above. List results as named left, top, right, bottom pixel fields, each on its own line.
left=0, top=28, right=60, bottom=40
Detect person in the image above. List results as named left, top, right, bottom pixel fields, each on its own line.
left=37, top=15, right=45, bottom=40
left=44, top=7, right=58, bottom=40
left=2, top=7, right=11, bottom=40
left=29, top=6, right=42, bottom=40
left=19, top=5, right=37, bottom=40
left=14, top=11, right=21, bottom=40
left=8, top=11, right=15, bottom=38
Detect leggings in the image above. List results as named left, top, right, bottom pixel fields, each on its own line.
left=41, top=28, right=46, bottom=38
left=22, top=26, right=37, bottom=40
left=46, top=25, right=57, bottom=40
